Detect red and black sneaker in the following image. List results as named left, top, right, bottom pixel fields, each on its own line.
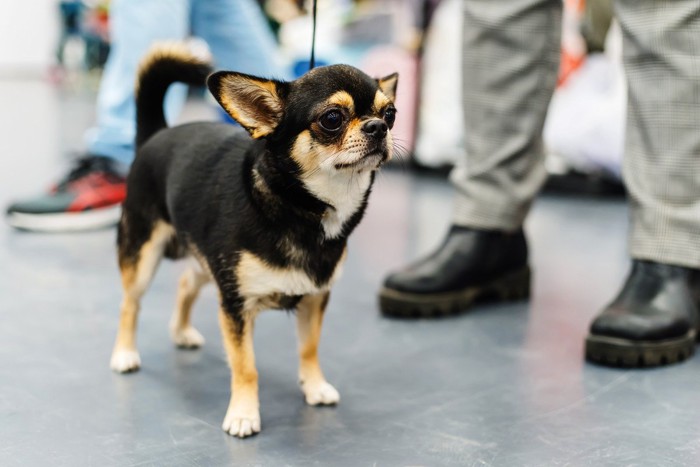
left=6, top=155, right=126, bottom=232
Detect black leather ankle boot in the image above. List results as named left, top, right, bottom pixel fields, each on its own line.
left=586, top=260, right=700, bottom=368
left=379, top=226, right=530, bottom=317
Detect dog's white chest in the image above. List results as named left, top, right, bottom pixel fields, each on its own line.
left=304, top=170, right=372, bottom=239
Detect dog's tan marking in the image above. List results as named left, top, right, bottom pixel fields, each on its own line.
left=252, top=168, right=273, bottom=196
left=236, top=251, right=328, bottom=298
left=296, top=292, right=340, bottom=405
left=343, top=118, right=363, bottom=142
left=170, top=261, right=211, bottom=348
left=372, top=90, right=392, bottom=113
left=111, top=221, right=175, bottom=373
left=289, top=130, right=320, bottom=174
left=292, top=118, right=367, bottom=175
left=281, top=236, right=307, bottom=264
left=327, top=91, right=355, bottom=113
left=219, top=309, right=261, bottom=438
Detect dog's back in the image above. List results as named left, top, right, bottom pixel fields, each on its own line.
left=124, top=45, right=257, bottom=257
left=126, top=122, right=253, bottom=244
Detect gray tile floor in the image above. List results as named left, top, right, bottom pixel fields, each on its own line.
left=2, top=79, right=700, bottom=467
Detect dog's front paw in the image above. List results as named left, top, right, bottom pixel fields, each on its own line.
left=110, top=349, right=141, bottom=373
left=171, top=326, right=205, bottom=349
left=301, top=380, right=340, bottom=406
left=222, top=409, right=261, bottom=438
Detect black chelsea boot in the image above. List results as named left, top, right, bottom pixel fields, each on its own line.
left=379, top=225, right=530, bottom=317
left=586, top=260, right=700, bottom=367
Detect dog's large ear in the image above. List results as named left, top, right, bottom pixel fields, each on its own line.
left=377, top=73, right=398, bottom=101
left=207, top=71, right=287, bottom=139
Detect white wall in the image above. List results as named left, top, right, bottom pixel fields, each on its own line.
left=0, top=0, right=59, bottom=74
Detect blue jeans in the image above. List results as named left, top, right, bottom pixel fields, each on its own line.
left=87, top=0, right=289, bottom=165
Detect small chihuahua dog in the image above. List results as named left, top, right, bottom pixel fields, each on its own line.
left=109, top=45, right=397, bottom=438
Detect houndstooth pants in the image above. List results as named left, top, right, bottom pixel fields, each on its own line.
left=451, top=0, right=700, bottom=268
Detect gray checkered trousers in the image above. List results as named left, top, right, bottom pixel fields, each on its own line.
left=451, top=0, right=700, bottom=268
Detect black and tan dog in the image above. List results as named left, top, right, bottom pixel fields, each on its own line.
left=109, top=46, right=397, bottom=438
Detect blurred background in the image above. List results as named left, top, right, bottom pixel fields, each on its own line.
left=1, top=0, right=625, bottom=196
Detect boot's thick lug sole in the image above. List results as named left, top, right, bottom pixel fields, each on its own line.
left=585, top=330, right=696, bottom=368
left=379, top=266, right=530, bottom=318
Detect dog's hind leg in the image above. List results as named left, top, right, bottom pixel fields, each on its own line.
left=170, top=262, right=210, bottom=348
left=110, top=220, right=173, bottom=373
left=219, top=306, right=261, bottom=438
left=296, top=292, right=340, bottom=406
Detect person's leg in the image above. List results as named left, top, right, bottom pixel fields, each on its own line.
left=6, top=0, right=191, bottom=232
left=88, top=0, right=191, bottom=165
left=380, top=0, right=562, bottom=317
left=191, top=0, right=289, bottom=78
left=586, top=0, right=700, bottom=367
left=619, top=0, right=700, bottom=268
left=452, top=0, right=562, bottom=232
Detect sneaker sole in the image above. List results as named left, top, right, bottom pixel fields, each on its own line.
left=6, top=205, right=122, bottom=232
left=379, top=266, right=531, bottom=318
left=585, top=331, right=696, bottom=368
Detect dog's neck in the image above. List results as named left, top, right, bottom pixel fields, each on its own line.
left=301, top=169, right=374, bottom=239
left=250, top=152, right=374, bottom=241
left=250, top=153, right=327, bottom=219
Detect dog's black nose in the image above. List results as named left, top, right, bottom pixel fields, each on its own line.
left=362, top=119, right=388, bottom=139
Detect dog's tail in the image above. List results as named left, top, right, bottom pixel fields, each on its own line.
left=135, top=44, right=212, bottom=148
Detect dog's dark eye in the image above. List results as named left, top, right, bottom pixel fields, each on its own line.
left=319, top=110, right=344, bottom=132
left=383, top=107, right=396, bottom=128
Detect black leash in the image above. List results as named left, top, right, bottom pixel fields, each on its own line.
left=309, top=0, right=318, bottom=70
